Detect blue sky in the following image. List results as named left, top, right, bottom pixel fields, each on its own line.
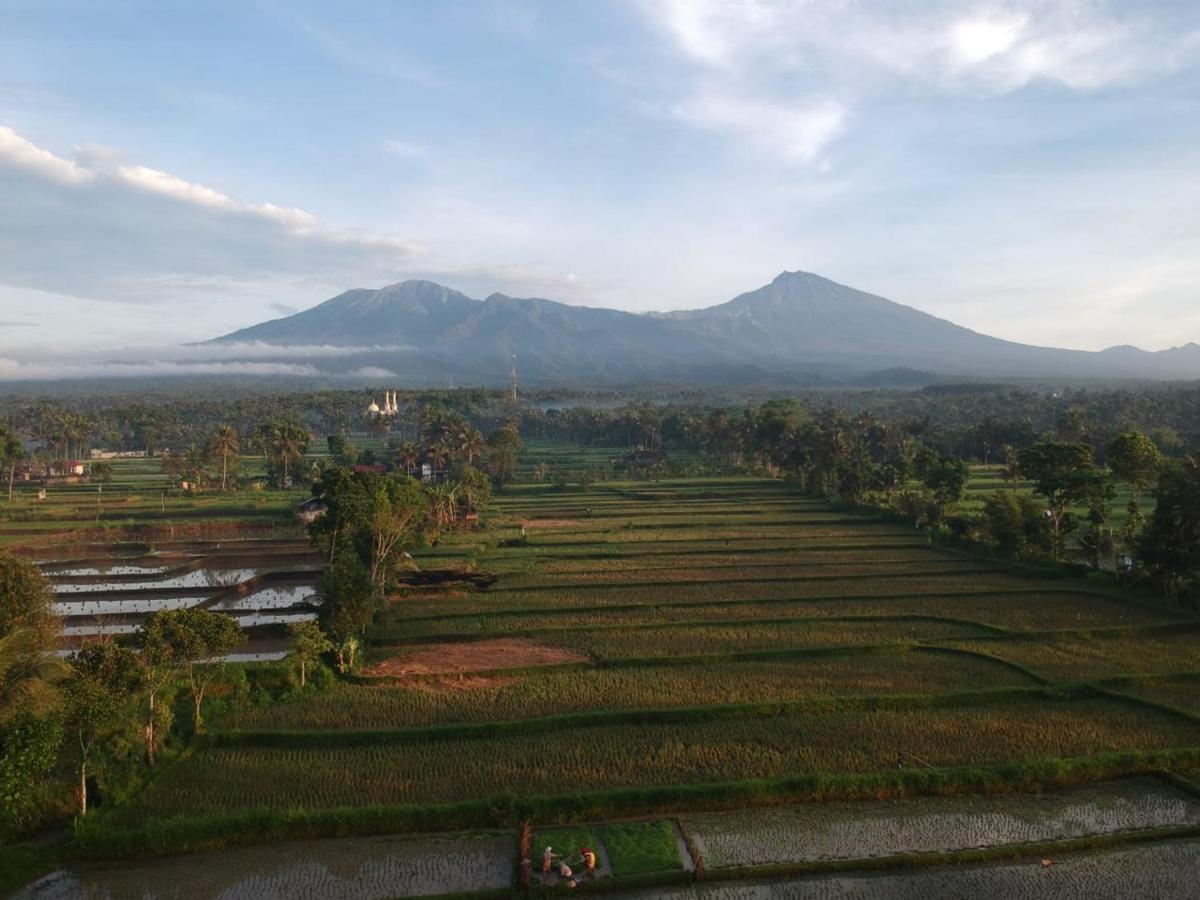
left=1, top=0, right=1199, bottom=376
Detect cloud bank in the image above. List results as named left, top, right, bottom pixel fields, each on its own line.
left=0, top=341, right=411, bottom=382
left=0, top=126, right=423, bottom=307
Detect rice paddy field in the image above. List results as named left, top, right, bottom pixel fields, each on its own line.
left=13, top=464, right=1200, bottom=895
left=2, top=454, right=328, bottom=656
left=109, top=478, right=1200, bottom=829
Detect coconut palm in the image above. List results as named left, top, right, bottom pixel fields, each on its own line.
left=455, top=426, right=486, bottom=465
left=208, top=424, right=240, bottom=491
left=396, top=441, right=419, bottom=476
left=0, top=425, right=24, bottom=502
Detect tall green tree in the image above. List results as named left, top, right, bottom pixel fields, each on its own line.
left=1106, top=431, right=1164, bottom=541
left=1018, top=442, right=1095, bottom=559
left=136, top=609, right=242, bottom=732
left=318, top=554, right=375, bottom=673
left=922, top=456, right=970, bottom=523
left=0, top=552, right=59, bottom=646
left=288, top=621, right=332, bottom=688
left=309, top=469, right=428, bottom=590
left=980, top=491, right=1053, bottom=558
left=487, top=422, right=524, bottom=485
left=65, top=643, right=141, bottom=815
left=1139, top=456, right=1200, bottom=607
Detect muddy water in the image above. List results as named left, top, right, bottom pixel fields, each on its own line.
left=610, top=839, right=1200, bottom=899
left=15, top=831, right=514, bottom=900
left=687, top=778, right=1199, bottom=867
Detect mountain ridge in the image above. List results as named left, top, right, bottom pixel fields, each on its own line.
left=212, top=272, right=1200, bottom=384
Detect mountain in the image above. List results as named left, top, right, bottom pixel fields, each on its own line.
left=211, top=272, right=1200, bottom=384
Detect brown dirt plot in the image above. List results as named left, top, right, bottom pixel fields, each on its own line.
left=364, top=637, right=590, bottom=676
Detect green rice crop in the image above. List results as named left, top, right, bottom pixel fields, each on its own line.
left=948, top=632, right=1200, bottom=681
left=382, top=592, right=1176, bottom=641
left=118, top=696, right=1200, bottom=820
left=539, top=617, right=989, bottom=660
left=600, top=821, right=681, bottom=875
left=220, top=650, right=1037, bottom=731
left=379, top=573, right=1074, bottom=622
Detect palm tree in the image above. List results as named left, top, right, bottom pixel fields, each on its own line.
left=274, top=422, right=310, bottom=489
left=208, top=424, right=240, bottom=491
left=426, top=440, right=450, bottom=474
left=397, top=441, right=419, bottom=476
left=455, top=426, right=486, bottom=465
left=1, top=425, right=24, bottom=502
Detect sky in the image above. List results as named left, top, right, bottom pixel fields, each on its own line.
left=1, top=0, right=1199, bottom=375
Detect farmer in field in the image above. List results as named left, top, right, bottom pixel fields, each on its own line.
left=543, top=845, right=556, bottom=874
left=558, top=860, right=573, bottom=880
left=581, top=846, right=597, bottom=875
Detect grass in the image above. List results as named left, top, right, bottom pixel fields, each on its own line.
left=0, top=843, right=66, bottom=896
left=600, top=820, right=681, bottom=875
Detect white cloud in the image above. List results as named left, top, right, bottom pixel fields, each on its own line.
left=950, top=15, right=1028, bottom=65
left=0, top=357, right=324, bottom=381
left=0, top=126, right=93, bottom=184
left=672, top=93, right=845, bottom=163
left=115, top=165, right=319, bottom=232
left=0, top=126, right=424, bottom=307
left=631, top=1, right=1200, bottom=165
left=638, top=1, right=1197, bottom=90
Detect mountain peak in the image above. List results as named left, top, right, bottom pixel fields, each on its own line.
left=209, top=271, right=1200, bottom=382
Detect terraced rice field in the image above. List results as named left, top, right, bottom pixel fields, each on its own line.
left=686, top=777, right=1200, bottom=866
left=120, top=695, right=1200, bottom=819
left=1, top=455, right=325, bottom=656
left=15, top=831, right=515, bottom=900
left=611, top=839, right=1200, bottom=899
left=87, top=476, right=1200, bottom=866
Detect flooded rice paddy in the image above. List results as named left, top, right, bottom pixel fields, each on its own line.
left=51, top=568, right=261, bottom=593
left=611, top=839, right=1200, bottom=899
left=687, top=777, right=1200, bottom=867
left=36, top=540, right=323, bottom=657
left=15, top=831, right=515, bottom=900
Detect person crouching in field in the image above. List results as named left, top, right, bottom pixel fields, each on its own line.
left=581, top=846, right=597, bottom=875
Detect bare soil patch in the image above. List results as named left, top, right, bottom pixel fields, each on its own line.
left=364, top=638, right=590, bottom=676
left=520, top=518, right=587, bottom=529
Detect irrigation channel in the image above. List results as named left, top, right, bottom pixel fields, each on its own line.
left=32, top=536, right=324, bottom=658
left=14, top=777, right=1200, bottom=898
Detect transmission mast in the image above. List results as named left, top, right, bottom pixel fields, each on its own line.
left=509, top=353, right=519, bottom=403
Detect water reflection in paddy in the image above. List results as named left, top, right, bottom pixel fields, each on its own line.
left=213, top=585, right=320, bottom=611
left=53, top=568, right=260, bottom=593
left=46, top=564, right=171, bottom=577
left=53, top=595, right=209, bottom=616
